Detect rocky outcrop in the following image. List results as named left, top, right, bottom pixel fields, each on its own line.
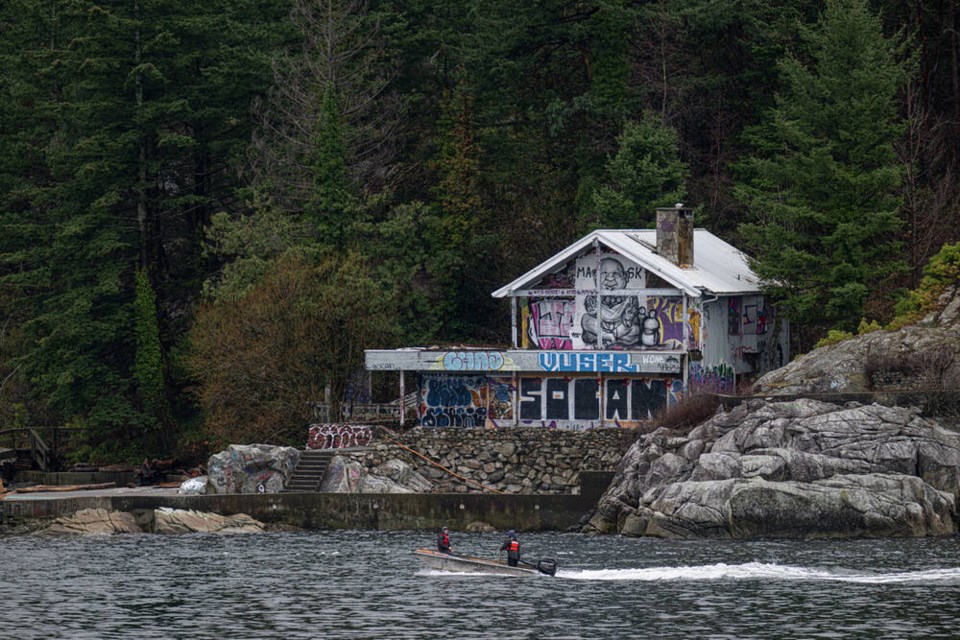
left=752, top=325, right=960, bottom=396
left=206, top=444, right=299, bottom=494
left=38, top=508, right=142, bottom=536
left=320, top=456, right=432, bottom=493
left=35, top=507, right=266, bottom=535
left=153, top=508, right=264, bottom=534
left=754, top=286, right=959, bottom=397
left=585, top=398, right=960, bottom=539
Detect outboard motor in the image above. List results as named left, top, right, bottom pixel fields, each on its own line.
left=536, top=558, right=558, bottom=576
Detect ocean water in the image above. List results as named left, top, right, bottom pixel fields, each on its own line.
left=3, top=530, right=960, bottom=639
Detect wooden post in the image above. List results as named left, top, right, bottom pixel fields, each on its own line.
left=399, top=370, right=406, bottom=427
left=682, top=294, right=689, bottom=396
left=598, top=374, right=604, bottom=428
left=512, top=371, right=518, bottom=426
left=594, top=238, right=602, bottom=349
left=511, top=296, right=518, bottom=348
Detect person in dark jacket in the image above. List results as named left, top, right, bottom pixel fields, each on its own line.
left=500, top=530, right=520, bottom=567
left=437, top=526, right=452, bottom=553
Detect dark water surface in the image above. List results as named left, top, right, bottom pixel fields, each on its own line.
left=3, top=530, right=960, bottom=639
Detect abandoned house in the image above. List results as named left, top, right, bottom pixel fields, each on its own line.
left=365, top=205, right=790, bottom=429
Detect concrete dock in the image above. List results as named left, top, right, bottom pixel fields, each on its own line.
left=0, top=482, right=607, bottom=532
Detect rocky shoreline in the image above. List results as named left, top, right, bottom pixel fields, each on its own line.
left=6, top=288, right=958, bottom=539
left=585, top=398, right=960, bottom=538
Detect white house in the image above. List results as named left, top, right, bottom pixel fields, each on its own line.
left=366, top=206, right=789, bottom=429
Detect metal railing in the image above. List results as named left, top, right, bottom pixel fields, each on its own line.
left=312, top=392, right=420, bottom=424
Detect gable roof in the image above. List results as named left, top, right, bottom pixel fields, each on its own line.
left=492, top=229, right=761, bottom=299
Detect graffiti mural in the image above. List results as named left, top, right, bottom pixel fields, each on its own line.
left=509, top=254, right=706, bottom=353
left=739, top=297, right=770, bottom=336
left=689, top=362, right=736, bottom=393
left=537, top=351, right=681, bottom=374
left=486, top=377, right=515, bottom=424
left=645, top=296, right=701, bottom=350
left=420, top=375, right=516, bottom=427
left=307, top=424, right=374, bottom=449
left=526, top=299, right=574, bottom=349
left=517, top=375, right=682, bottom=428
left=604, top=377, right=683, bottom=420
left=574, top=254, right=647, bottom=349
left=434, top=351, right=505, bottom=371
left=728, top=297, right=741, bottom=335
left=420, top=375, right=485, bottom=427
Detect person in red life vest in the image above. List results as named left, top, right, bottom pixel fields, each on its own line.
left=437, top=525, right=452, bottom=553
left=500, top=530, right=520, bottom=567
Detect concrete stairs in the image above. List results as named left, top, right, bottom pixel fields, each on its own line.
left=283, top=449, right=335, bottom=493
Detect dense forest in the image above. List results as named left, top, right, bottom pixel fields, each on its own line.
left=1, top=0, right=959, bottom=463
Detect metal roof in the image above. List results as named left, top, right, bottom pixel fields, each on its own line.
left=491, top=229, right=761, bottom=298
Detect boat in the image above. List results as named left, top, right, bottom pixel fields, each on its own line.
left=414, top=548, right=558, bottom=577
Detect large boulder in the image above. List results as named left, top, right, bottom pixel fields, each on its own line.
left=585, top=398, right=960, bottom=539
left=152, top=508, right=264, bottom=534
left=37, top=508, right=142, bottom=536
left=35, top=508, right=266, bottom=535
left=206, top=444, right=300, bottom=494
left=320, top=455, right=433, bottom=493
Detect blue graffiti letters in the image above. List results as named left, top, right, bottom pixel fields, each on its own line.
left=441, top=351, right=505, bottom=371
left=538, top=351, right=639, bottom=373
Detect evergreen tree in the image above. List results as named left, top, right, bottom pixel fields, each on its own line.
left=736, top=0, right=907, bottom=343
left=588, top=114, right=688, bottom=229
left=133, top=266, right=170, bottom=449
left=0, top=0, right=287, bottom=459
left=306, top=85, right=360, bottom=248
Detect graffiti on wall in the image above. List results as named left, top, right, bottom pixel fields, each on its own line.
left=603, top=377, right=684, bottom=420
left=728, top=297, right=741, bottom=336
left=728, top=296, right=771, bottom=336
left=517, top=375, right=682, bottom=429
left=575, top=254, right=648, bottom=349
left=431, top=351, right=507, bottom=371
left=645, top=296, right=701, bottom=350
left=486, top=377, right=514, bottom=422
left=689, top=362, right=736, bottom=393
left=526, top=299, right=574, bottom=349
left=520, top=253, right=702, bottom=352
left=537, top=351, right=681, bottom=373
left=421, top=375, right=485, bottom=426
left=307, top=424, right=373, bottom=449
left=419, top=375, right=515, bottom=427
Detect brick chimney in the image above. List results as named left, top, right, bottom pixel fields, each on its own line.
left=656, top=204, right=694, bottom=267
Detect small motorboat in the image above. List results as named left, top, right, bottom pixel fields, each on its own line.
left=414, top=548, right=558, bottom=577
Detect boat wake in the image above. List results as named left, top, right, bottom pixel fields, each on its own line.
left=557, top=562, right=960, bottom=584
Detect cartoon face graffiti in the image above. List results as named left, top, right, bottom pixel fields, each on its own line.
left=581, top=257, right=642, bottom=348
left=598, top=257, right=628, bottom=290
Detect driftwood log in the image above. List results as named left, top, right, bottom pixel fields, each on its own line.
left=16, top=482, right=116, bottom=493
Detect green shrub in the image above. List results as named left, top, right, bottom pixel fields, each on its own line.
left=889, top=242, right=960, bottom=329
left=815, top=329, right=855, bottom=348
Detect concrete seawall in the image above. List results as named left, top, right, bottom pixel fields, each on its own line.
left=1, top=490, right=601, bottom=532
left=1, top=471, right=614, bottom=532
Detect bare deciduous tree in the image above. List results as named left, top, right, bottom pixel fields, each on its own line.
left=246, top=0, right=401, bottom=212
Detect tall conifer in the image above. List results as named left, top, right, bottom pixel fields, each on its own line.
left=736, top=0, right=907, bottom=342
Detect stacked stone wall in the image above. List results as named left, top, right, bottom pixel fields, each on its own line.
left=340, top=427, right=637, bottom=494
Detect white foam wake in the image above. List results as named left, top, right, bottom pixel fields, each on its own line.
left=557, top=562, right=960, bottom=584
